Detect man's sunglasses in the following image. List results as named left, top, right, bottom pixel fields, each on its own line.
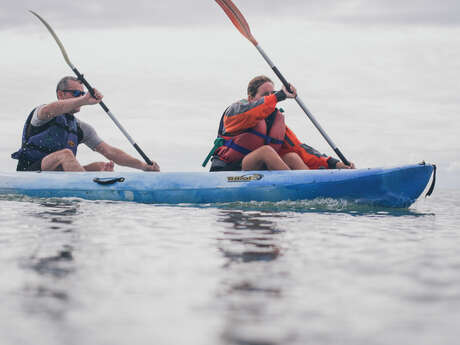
left=61, top=89, right=86, bottom=97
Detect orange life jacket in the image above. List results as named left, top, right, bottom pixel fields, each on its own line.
left=214, top=110, right=286, bottom=163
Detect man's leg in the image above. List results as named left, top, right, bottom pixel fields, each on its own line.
left=41, top=149, right=85, bottom=172
left=282, top=152, right=310, bottom=170
left=242, top=145, right=290, bottom=171
left=83, top=161, right=114, bottom=171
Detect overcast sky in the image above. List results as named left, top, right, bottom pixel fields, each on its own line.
left=1, top=0, right=460, bottom=30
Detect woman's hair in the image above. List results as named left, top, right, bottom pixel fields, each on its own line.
left=247, top=75, right=273, bottom=97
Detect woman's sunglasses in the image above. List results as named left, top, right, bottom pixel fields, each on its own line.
left=62, top=89, right=86, bottom=97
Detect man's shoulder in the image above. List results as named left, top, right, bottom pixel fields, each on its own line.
left=29, top=104, right=49, bottom=127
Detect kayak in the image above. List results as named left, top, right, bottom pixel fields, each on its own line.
left=0, top=163, right=435, bottom=208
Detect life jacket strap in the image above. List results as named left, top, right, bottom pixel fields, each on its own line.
left=202, top=138, right=226, bottom=167
left=223, top=139, right=252, bottom=156
left=247, top=128, right=284, bottom=145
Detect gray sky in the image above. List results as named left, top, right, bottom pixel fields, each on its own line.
left=1, top=0, right=460, bottom=30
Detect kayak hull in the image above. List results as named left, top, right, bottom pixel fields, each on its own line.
left=0, top=163, right=434, bottom=208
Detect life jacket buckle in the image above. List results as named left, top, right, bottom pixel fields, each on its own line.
left=202, top=138, right=225, bottom=167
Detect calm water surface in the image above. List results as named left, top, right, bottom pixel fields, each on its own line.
left=1, top=189, right=459, bottom=345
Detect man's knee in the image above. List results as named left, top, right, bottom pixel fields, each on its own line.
left=59, top=149, right=75, bottom=159
left=55, top=149, right=76, bottom=163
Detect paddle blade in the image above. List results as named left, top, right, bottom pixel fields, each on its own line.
left=29, top=10, right=74, bottom=68
left=215, top=0, right=258, bottom=46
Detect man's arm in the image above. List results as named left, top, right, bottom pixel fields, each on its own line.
left=95, top=142, right=160, bottom=172
left=38, top=97, right=87, bottom=121
left=37, top=90, right=103, bottom=121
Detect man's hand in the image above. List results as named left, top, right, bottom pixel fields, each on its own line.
left=282, top=84, right=297, bottom=98
left=142, top=161, right=160, bottom=172
left=82, top=88, right=103, bottom=105
left=336, top=161, right=356, bottom=169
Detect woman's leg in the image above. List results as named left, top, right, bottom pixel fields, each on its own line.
left=242, top=145, right=290, bottom=171
left=282, top=152, right=310, bottom=170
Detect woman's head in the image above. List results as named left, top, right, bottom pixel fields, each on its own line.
left=247, top=75, right=274, bottom=102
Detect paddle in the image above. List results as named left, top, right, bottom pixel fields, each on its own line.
left=29, top=10, right=154, bottom=166
left=215, top=0, right=351, bottom=166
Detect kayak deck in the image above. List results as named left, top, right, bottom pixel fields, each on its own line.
left=0, top=163, right=435, bottom=208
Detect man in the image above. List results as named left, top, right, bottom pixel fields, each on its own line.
left=207, top=75, right=355, bottom=171
left=12, top=76, right=160, bottom=172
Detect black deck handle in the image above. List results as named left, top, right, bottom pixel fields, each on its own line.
left=93, top=177, right=125, bottom=185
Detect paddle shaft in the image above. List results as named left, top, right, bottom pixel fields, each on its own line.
left=71, top=67, right=153, bottom=166
left=255, top=45, right=351, bottom=166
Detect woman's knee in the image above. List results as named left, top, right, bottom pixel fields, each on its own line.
left=282, top=152, right=309, bottom=170
left=256, top=145, right=277, bottom=156
left=283, top=152, right=299, bottom=161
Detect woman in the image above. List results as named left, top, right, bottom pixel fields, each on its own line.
left=207, top=75, right=354, bottom=171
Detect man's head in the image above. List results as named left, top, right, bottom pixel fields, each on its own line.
left=56, top=76, right=85, bottom=113
left=247, top=75, right=274, bottom=102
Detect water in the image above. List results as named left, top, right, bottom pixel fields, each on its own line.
left=1, top=189, right=459, bottom=345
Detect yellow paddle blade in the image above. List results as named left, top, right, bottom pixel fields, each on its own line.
left=29, top=10, right=74, bottom=68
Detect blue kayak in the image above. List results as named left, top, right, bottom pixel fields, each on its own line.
left=0, top=163, right=435, bottom=208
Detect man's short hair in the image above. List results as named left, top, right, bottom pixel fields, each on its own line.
left=56, top=76, right=81, bottom=93
left=247, top=75, right=273, bottom=97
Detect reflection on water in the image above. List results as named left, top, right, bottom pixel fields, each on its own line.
left=27, top=245, right=75, bottom=279
left=34, top=199, right=79, bottom=225
left=216, top=210, right=287, bottom=345
left=20, top=200, right=79, bottom=321
left=217, top=210, right=283, bottom=265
